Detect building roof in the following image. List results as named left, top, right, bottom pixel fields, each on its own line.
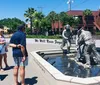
left=67, top=10, right=83, bottom=16
left=67, top=10, right=100, bottom=16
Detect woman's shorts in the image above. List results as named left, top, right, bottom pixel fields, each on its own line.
left=0, top=45, right=7, bottom=54
left=13, top=57, right=28, bottom=67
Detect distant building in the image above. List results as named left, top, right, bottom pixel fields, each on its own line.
left=27, top=23, right=31, bottom=28
left=52, top=10, right=100, bottom=34
left=52, top=21, right=63, bottom=34
left=67, top=10, right=100, bottom=31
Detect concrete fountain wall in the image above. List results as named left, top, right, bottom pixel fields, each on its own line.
left=30, top=49, right=100, bottom=85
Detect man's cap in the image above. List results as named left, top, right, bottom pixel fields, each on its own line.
left=18, top=24, right=26, bottom=30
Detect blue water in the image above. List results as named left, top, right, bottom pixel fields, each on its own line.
left=47, top=55, right=100, bottom=78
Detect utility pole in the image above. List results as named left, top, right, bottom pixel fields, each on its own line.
left=37, top=6, right=43, bottom=12
left=67, top=0, right=73, bottom=11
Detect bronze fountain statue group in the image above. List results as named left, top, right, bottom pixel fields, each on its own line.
left=61, top=24, right=100, bottom=68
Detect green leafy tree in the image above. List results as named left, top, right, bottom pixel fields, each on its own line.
left=83, top=9, right=92, bottom=29
left=35, top=12, right=44, bottom=20
left=44, top=16, right=52, bottom=32
left=83, top=9, right=92, bottom=16
left=40, top=18, right=50, bottom=34
left=25, top=27, right=31, bottom=34
left=59, top=12, right=69, bottom=26
left=46, top=11, right=57, bottom=30
left=33, top=12, right=44, bottom=34
left=0, top=18, right=24, bottom=33
left=24, top=8, right=36, bottom=34
left=59, top=12, right=79, bottom=28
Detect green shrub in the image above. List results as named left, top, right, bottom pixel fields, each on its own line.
left=26, top=35, right=62, bottom=39
left=95, top=32, right=100, bottom=35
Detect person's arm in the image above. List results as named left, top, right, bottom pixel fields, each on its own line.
left=78, top=33, right=84, bottom=45
left=20, top=45, right=27, bottom=62
left=9, top=43, right=26, bottom=62
left=9, top=43, right=17, bottom=48
left=20, top=33, right=27, bottom=61
left=0, top=41, right=6, bottom=45
left=9, top=43, right=21, bottom=48
left=0, top=37, right=6, bottom=45
left=9, top=35, right=17, bottom=48
left=20, top=45, right=25, bottom=57
left=9, top=43, right=26, bottom=55
left=62, top=30, right=68, bottom=39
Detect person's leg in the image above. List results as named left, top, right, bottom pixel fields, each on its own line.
left=80, top=45, right=85, bottom=59
left=92, top=44, right=100, bottom=62
left=13, top=57, right=19, bottom=85
left=0, top=54, right=4, bottom=71
left=84, top=45, right=91, bottom=66
left=67, top=40, right=71, bottom=53
left=0, top=55, right=2, bottom=69
left=3, top=53, right=9, bottom=68
left=19, top=57, right=28, bottom=85
left=13, top=66, right=19, bottom=85
left=75, top=45, right=82, bottom=62
left=61, top=39, right=65, bottom=49
left=0, top=55, right=2, bottom=68
left=20, top=66, right=25, bottom=85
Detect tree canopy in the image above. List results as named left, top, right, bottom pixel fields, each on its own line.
left=83, top=9, right=92, bottom=16
left=0, top=18, right=24, bottom=32
left=24, top=8, right=37, bottom=34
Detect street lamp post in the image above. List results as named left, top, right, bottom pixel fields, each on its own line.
left=67, top=0, right=74, bottom=11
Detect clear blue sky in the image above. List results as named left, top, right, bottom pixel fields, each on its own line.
left=0, top=0, right=100, bottom=21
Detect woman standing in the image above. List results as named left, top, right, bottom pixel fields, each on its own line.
left=0, top=25, right=9, bottom=72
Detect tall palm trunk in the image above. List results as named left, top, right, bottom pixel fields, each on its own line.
left=30, top=18, right=32, bottom=35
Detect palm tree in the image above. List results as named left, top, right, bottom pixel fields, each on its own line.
left=33, top=12, right=44, bottom=34
left=35, top=12, right=44, bottom=20
left=83, top=9, right=92, bottom=16
left=46, top=11, right=57, bottom=32
left=83, top=9, right=92, bottom=29
left=59, top=12, right=69, bottom=26
left=24, top=8, right=36, bottom=34
left=41, top=17, right=51, bottom=35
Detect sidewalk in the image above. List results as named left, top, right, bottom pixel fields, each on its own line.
left=0, top=43, right=61, bottom=85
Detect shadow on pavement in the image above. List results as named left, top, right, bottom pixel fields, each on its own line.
left=0, top=74, right=8, bottom=81
left=4, top=66, right=14, bottom=71
left=19, top=76, right=38, bottom=85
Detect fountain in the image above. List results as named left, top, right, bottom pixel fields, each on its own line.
left=30, top=46, right=100, bottom=85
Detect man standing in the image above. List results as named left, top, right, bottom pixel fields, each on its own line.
left=61, top=24, right=72, bottom=53
left=9, top=24, right=28, bottom=85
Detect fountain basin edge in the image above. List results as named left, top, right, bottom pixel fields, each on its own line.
left=30, top=49, right=100, bottom=85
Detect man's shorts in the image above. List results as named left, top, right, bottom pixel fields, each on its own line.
left=13, top=57, right=28, bottom=67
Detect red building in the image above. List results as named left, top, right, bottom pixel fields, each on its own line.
left=67, top=10, right=100, bottom=30
left=52, top=10, right=100, bottom=34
